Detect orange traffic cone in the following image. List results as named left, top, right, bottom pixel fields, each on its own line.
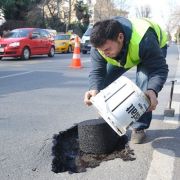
left=70, top=36, right=82, bottom=69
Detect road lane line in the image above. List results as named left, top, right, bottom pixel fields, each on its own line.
left=146, top=148, right=175, bottom=180
left=82, top=59, right=91, bottom=63
left=0, top=71, right=34, bottom=79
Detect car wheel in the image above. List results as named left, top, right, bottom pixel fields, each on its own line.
left=48, top=46, right=55, bottom=57
left=0, top=57, right=2, bottom=60
left=67, top=45, right=73, bottom=53
left=21, top=47, right=30, bottom=60
left=82, top=50, right=87, bottom=54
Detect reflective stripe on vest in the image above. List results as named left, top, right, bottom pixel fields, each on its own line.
left=98, top=18, right=168, bottom=69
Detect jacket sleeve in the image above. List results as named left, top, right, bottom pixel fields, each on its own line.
left=89, top=47, right=107, bottom=90
left=139, top=29, right=169, bottom=94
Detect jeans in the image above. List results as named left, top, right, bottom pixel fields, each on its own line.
left=103, top=45, right=167, bottom=130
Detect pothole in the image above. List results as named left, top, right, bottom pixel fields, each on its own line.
left=52, top=119, right=135, bottom=174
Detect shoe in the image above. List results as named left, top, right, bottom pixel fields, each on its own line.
left=131, top=129, right=146, bottom=144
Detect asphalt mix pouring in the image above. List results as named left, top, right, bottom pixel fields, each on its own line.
left=51, top=118, right=136, bottom=174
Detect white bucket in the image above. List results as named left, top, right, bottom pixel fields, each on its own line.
left=91, top=76, right=150, bottom=136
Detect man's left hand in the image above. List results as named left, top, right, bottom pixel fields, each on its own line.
left=145, top=90, right=158, bottom=111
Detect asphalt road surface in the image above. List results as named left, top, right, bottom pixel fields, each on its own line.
left=0, top=45, right=179, bottom=180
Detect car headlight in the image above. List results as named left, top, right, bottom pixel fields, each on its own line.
left=9, top=42, right=20, bottom=47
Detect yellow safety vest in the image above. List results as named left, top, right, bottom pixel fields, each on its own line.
left=98, top=18, right=168, bottom=69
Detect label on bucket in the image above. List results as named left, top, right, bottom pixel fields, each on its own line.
left=91, top=76, right=150, bottom=136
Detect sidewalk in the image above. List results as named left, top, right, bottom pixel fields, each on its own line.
left=164, top=53, right=180, bottom=123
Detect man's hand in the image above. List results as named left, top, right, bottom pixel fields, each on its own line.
left=84, top=90, right=99, bottom=106
left=145, top=90, right=158, bottom=111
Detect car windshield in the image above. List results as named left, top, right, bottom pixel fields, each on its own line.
left=84, top=27, right=92, bottom=36
left=55, top=35, right=70, bottom=40
left=3, top=29, right=30, bottom=38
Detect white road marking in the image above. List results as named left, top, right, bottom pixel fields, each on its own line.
left=0, top=71, right=34, bottom=79
left=146, top=148, right=175, bottom=180
left=81, top=59, right=91, bottom=63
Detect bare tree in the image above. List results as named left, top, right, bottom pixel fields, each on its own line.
left=46, top=0, right=57, bottom=18
left=166, top=6, right=180, bottom=42
left=115, top=0, right=129, bottom=15
left=94, top=0, right=114, bottom=20
left=0, top=8, right=5, bottom=26
left=136, top=5, right=151, bottom=18
left=62, top=0, right=76, bottom=30
left=68, top=0, right=72, bottom=28
left=168, top=7, right=180, bottom=30
left=94, top=0, right=129, bottom=21
left=57, top=0, right=61, bottom=18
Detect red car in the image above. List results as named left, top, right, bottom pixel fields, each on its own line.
left=0, top=28, right=55, bottom=60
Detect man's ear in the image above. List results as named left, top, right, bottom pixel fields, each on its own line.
left=118, top=33, right=124, bottom=41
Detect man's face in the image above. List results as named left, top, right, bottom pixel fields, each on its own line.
left=98, top=33, right=124, bottom=58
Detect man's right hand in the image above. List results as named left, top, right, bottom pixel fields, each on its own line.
left=84, top=90, right=99, bottom=106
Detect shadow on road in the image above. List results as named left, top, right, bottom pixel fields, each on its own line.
left=145, top=125, right=180, bottom=158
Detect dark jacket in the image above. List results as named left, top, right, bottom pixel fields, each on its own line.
left=89, top=17, right=168, bottom=95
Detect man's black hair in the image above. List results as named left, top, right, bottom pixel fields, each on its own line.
left=90, top=19, right=124, bottom=48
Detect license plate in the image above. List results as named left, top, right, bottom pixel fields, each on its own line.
left=0, top=48, right=4, bottom=52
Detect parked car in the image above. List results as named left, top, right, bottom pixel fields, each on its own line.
left=43, top=29, right=57, bottom=37
left=0, top=28, right=55, bottom=60
left=81, top=26, right=92, bottom=54
left=54, top=34, right=76, bottom=53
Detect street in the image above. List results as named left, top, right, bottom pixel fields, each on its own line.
left=0, top=44, right=180, bottom=180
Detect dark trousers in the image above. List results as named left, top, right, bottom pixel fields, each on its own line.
left=103, top=45, right=167, bottom=130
